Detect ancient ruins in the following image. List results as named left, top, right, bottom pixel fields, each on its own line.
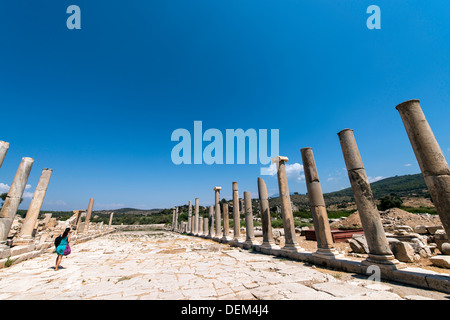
left=0, top=99, right=449, bottom=296
left=169, top=100, right=450, bottom=294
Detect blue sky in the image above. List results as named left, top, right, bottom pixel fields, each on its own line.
left=0, top=1, right=449, bottom=211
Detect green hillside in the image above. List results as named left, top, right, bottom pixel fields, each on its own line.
left=324, top=173, right=428, bottom=199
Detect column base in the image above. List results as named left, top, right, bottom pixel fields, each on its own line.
left=243, top=239, right=258, bottom=249
left=312, top=248, right=343, bottom=259
left=282, top=243, right=305, bottom=253
left=362, top=254, right=406, bottom=270
left=260, top=242, right=279, bottom=250
left=220, top=236, right=232, bottom=243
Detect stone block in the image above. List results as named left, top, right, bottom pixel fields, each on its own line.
left=391, top=241, right=418, bottom=263
left=429, top=255, right=450, bottom=269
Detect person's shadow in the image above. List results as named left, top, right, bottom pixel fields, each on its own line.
left=49, top=266, right=65, bottom=270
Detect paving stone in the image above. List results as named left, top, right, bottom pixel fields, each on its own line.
left=0, top=230, right=446, bottom=300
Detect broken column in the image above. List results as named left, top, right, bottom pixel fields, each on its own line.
left=208, top=205, right=215, bottom=238
left=75, top=210, right=85, bottom=231
left=0, top=157, right=34, bottom=247
left=0, top=141, right=9, bottom=168
left=108, top=212, right=114, bottom=229
left=82, top=198, right=95, bottom=233
left=396, top=99, right=450, bottom=241
left=221, top=202, right=230, bottom=241
left=257, top=177, right=277, bottom=249
left=338, top=129, right=401, bottom=267
left=16, top=168, right=53, bottom=245
left=194, top=198, right=199, bottom=235
left=188, top=200, right=192, bottom=234
left=213, top=187, right=222, bottom=238
left=243, top=191, right=256, bottom=246
left=232, top=182, right=241, bottom=241
left=273, top=156, right=302, bottom=252
left=301, top=147, right=339, bottom=258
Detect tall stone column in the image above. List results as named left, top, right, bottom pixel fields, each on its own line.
left=16, top=168, right=53, bottom=244
left=257, top=177, right=276, bottom=249
left=194, top=198, right=199, bottom=235
left=301, top=148, right=339, bottom=258
left=208, top=205, right=215, bottom=238
left=213, top=187, right=222, bottom=238
left=221, top=202, right=230, bottom=241
left=0, top=157, right=34, bottom=247
left=338, top=129, right=400, bottom=267
left=243, top=191, right=256, bottom=246
left=232, top=182, right=241, bottom=241
left=175, top=207, right=179, bottom=232
left=83, top=198, right=95, bottom=233
left=396, top=100, right=450, bottom=240
left=203, top=217, right=209, bottom=236
left=187, top=200, right=192, bottom=234
left=172, top=208, right=176, bottom=231
left=198, top=213, right=203, bottom=235
left=0, top=141, right=9, bottom=168
left=272, top=156, right=302, bottom=251
left=108, top=212, right=114, bottom=229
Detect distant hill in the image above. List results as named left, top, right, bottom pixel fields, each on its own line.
left=324, top=173, right=427, bottom=199
left=94, top=208, right=163, bottom=215
left=268, top=173, right=429, bottom=209
left=92, top=174, right=428, bottom=214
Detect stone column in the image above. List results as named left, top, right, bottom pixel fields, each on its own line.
left=203, top=217, right=208, bottom=236
left=213, top=187, right=222, bottom=238
left=187, top=200, right=192, bottom=234
left=243, top=191, right=256, bottom=246
left=172, top=208, right=176, bottom=231
left=16, top=168, right=53, bottom=244
left=108, top=212, right=114, bottom=229
left=0, top=141, right=9, bottom=169
left=240, top=198, right=244, bottom=214
left=75, top=210, right=85, bottom=231
left=232, top=182, right=241, bottom=241
left=301, top=148, right=339, bottom=258
left=272, top=156, right=302, bottom=251
left=221, top=202, right=230, bottom=241
left=396, top=100, right=450, bottom=241
left=208, top=205, right=215, bottom=238
left=257, top=177, right=277, bottom=249
left=0, top=157, right=34, bottom=247
left=83, top=198, right=95, bottom=233
left=338, top=129, right=400, bottom=267
left=198, top=213, right=203, bottom=235
left=194, top=198, right=199, bottom=235
left=175, top=207, right=179, bottom=232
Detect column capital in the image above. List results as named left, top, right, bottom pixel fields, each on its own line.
left=272, top=156, right=289, bottom=163
left=213, top=186, right=222, bottom=191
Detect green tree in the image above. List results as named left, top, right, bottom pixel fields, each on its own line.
left=378, top=194, right=403, bottom=211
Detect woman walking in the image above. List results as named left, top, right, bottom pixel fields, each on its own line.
left=55, top=227, right=72, bottom=271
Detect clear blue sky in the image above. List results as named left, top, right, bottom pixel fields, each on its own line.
left=0, top=1, right=449, bottom=211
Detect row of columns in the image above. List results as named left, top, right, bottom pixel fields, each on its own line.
left=0, top=143, right=55, bottom=247
left=0, top=140, right=102, bottom=248
left=172, top=100, right=450, bottom=267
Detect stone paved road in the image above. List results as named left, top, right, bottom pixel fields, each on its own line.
left=0, top=230, right=447, bottom=300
